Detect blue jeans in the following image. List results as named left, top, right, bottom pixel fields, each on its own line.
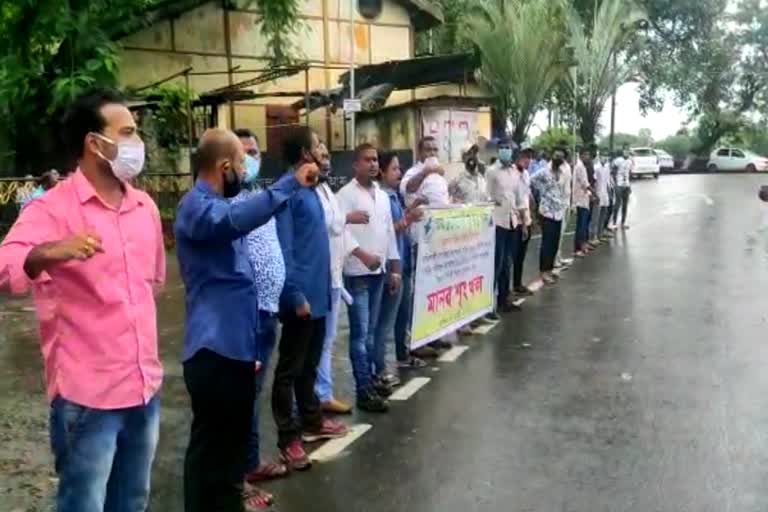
left=574, top=206, right=590, bottom=251
left=344, top=274, right=385, bottom=395
left=247, top=310, right=279, bottom=472
left=315, top=288, right=342, bottom=403
left=374, top=274, right=403, bottom=374
left=394, top=266, right=414, bottom=362
left=49, top=395, right=160, bottom=512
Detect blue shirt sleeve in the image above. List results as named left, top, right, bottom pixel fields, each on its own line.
left=275, top=196, right=307, bottom=310
left=178, top=175, right=300, bottom=242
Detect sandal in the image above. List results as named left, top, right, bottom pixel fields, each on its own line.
left=245, top=461, right=289, bottom=483
left=243, top=485, right=274, bottom=511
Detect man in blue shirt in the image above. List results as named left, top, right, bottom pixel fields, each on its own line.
left=176, top=128, right=318, bottom=512
left=273, top=126, right=348, bottom=472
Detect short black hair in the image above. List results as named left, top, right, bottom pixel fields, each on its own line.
left=234, top=128, right=259, bottom=143
left=61, top=88, right=126, bottom=158
left=378, top=151, right=398, bottom=180
left=354, top=142, right=377, bottom=162
left=282, top=126, right=315, bottom=166
left=417, top=136, right=437, bottom=152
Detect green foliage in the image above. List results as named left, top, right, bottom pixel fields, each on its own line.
left=565, top=0, right=646, bottom=144
left=534, top=127, right=581, bottom=152
left=415, top=0, right=476, bottom=55
left=599, top=132, right=641, bottom=149
left=467, top=0, right=569, bottom=143
left=149, top=84, right=198, bottom=153
left=656, top=133, right=699, bottom=160
left=250, top=0, right=304, bottom=65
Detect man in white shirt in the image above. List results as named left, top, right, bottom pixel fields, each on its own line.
left=572, top=147, right=593, bottom=257
left=555, top=151, right=574, bottom=267
left=400, top=136, right=449, bottom=208
left=337, top=144, right=401, bottom=413
left=485, top=140, right=527, bottom=315
left=511, top=148, right=534, bottom=297
left=314, top=143, right=379, bottom=415
left=611, top=146, right=634, bottom=229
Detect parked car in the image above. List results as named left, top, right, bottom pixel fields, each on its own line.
left=708, top=147, right=768, bottom=172
left=629, top=147, right=660, bottom=179
left=654, top=149, right=675, bottom=172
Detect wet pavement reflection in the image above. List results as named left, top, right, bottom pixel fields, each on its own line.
left=3, top=174, right=768, bottom=511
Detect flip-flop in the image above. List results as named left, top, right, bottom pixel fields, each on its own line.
left=243, top=488, right=274, bottom=511
left=245, top=461, right=289, bottom=483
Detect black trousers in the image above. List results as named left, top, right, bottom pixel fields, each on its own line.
left=184, top=348, right=255, bottom=512
left=272, top=313, right=325, bottom=448
left=539, top=217, right=562, bottom=272
left=494, top=226, right=516, bottom=307
left=511, top=225, right=530, bottom=289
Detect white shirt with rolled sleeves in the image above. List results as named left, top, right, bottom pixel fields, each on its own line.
left=400, top=161, right=450, bottom=208
left=336, top=179, right=400, bottom=277
left=612, top=156, right=633, bottom=187
left=485, top=162, right=527, bottom=230
left=316, top=181, right=358, bottom=288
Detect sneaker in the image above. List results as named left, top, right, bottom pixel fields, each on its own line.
left=373, top=377, right=394, bottom=397
left=397, top=356, right=428, bottom=369
left=357, top=390, right=389, bottom=413
left=484, top=312, right=501, bottom=322
left=378, top=372, right=401, bottom=387
left=302, top=417, right=349, bottom=442
left=514, top=286, right=533, bottom=296
left=280, top=440, right=311, bottom=471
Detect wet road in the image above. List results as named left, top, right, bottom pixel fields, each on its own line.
left=2, top=174, right=768, bottom=511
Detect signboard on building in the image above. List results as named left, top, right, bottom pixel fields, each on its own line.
left=421, top=108, right=479, bottom=163
left=410, top=205, right=495, bottom=349
left=343, top=99, right=363, bottom=112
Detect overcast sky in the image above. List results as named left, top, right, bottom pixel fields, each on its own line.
left=529, top=82, right=689, bottom=142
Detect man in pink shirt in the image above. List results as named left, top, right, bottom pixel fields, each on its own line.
left=0, top=89, right=165, bottom=512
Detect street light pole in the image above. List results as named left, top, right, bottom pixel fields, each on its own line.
left=349, top=0, right=356, bottom=149
left=609, top=52, right=617, bottom=154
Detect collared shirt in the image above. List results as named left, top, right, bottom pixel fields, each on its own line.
left=595, top=161, right=611, bottom=206
left=0, top=170, right=165, bottom=409
left=485, top=162, right=527, bottom=229
left=449, top=171, right=489, bottom=204
left=516, top=167, right=533, bottom=227
left=400, top=161, right=450, bottom=208
left=531, top=165, right=566, bottom=221
left=561, top=161, right=573, bottom=210
left=382, top=185, right=412, bottom=273
left=316, top=181, right=358, bottom=289
left=572, top=160, right=592, bottom=209
left=336, top=179, right=399, bottom=277
left=613, top=156, right=633, bottom=187
left=175, top=175, right=300, bottom=362
left=275, top=180, right=332, bottom=319
left=230, top=188, right=285, bottom=314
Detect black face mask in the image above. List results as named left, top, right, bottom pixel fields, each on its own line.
left=552, top=158, right=564, bottom=168
left=223, top=167, right=243, bottom=198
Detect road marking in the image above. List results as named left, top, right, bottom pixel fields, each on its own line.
left=438, top=345, right=469, bottom=362
left=309, top=424, right=372, bottom=462
left=471, top=322, right=498, bottom=335
left=389, top=377, right=431, bottom=401
left=528, top=280, right=543, bottom=292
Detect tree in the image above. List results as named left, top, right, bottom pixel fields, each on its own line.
left=656, top=133, right=699, bottom=161
left=565, top=0, right=646, bottom=144
left=637, top=128, right=653, bottom=145
left=467, top=0, right=568, bottom=143
left=534, top=127, right=581, bottom=152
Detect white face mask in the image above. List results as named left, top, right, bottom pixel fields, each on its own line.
left=93, top=133, right=146, bottom=181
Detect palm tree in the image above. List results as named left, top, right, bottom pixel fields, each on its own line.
left=466, top=0, right=569, bottom=143
left=566, top=0, right=646, bottom=144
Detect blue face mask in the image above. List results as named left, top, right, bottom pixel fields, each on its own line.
left=499, top=148, right=513, bottom=163
left=244, top=154, right=261, bottom=185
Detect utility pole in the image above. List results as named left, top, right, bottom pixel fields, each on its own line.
left=349, top=0, right=356, bottom=149
left=609, top=52, right=617, bottom=155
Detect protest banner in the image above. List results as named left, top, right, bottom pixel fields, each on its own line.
left=410, top=205, right=495, bottom=349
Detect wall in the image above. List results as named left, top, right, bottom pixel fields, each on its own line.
left=119, top=0, right=414, bottom=151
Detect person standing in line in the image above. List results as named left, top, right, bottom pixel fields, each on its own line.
left=555, top=148, right=574, bottom=268
left=337, top=144, right=402, bottom=411
left=177, top=128, right=325, bottom=512
left=511, top=148, right=534, bottom=297
left=588, top=154, right=604, bottom=247
left=593, top=152, right=613, bottom=241
left=0, top=89, right=164, bottom=512
left=612, top=146, right=634, bottom=229
left=229, top=130, right=290, bottom=502
left=400, top=136, right=452, bottom=353
left=485, top=139, right=524, bottom=316
left=531, top=148, right=567, bottom=285
left=449, top=152, right=489, bottom=204
left=271, top=128, right=349, bottom=472
left=573, top=147, right=593, bottom=258
left=374, top=151, right=427, bottom=380
left=314, top=142, right=377, bottom=415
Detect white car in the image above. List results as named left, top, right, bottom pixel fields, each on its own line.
left=708, top=148, right=768, bottom=172
left=630, top=147, right=660, bottom=179
left=654, top=149, right=675, bottom=171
